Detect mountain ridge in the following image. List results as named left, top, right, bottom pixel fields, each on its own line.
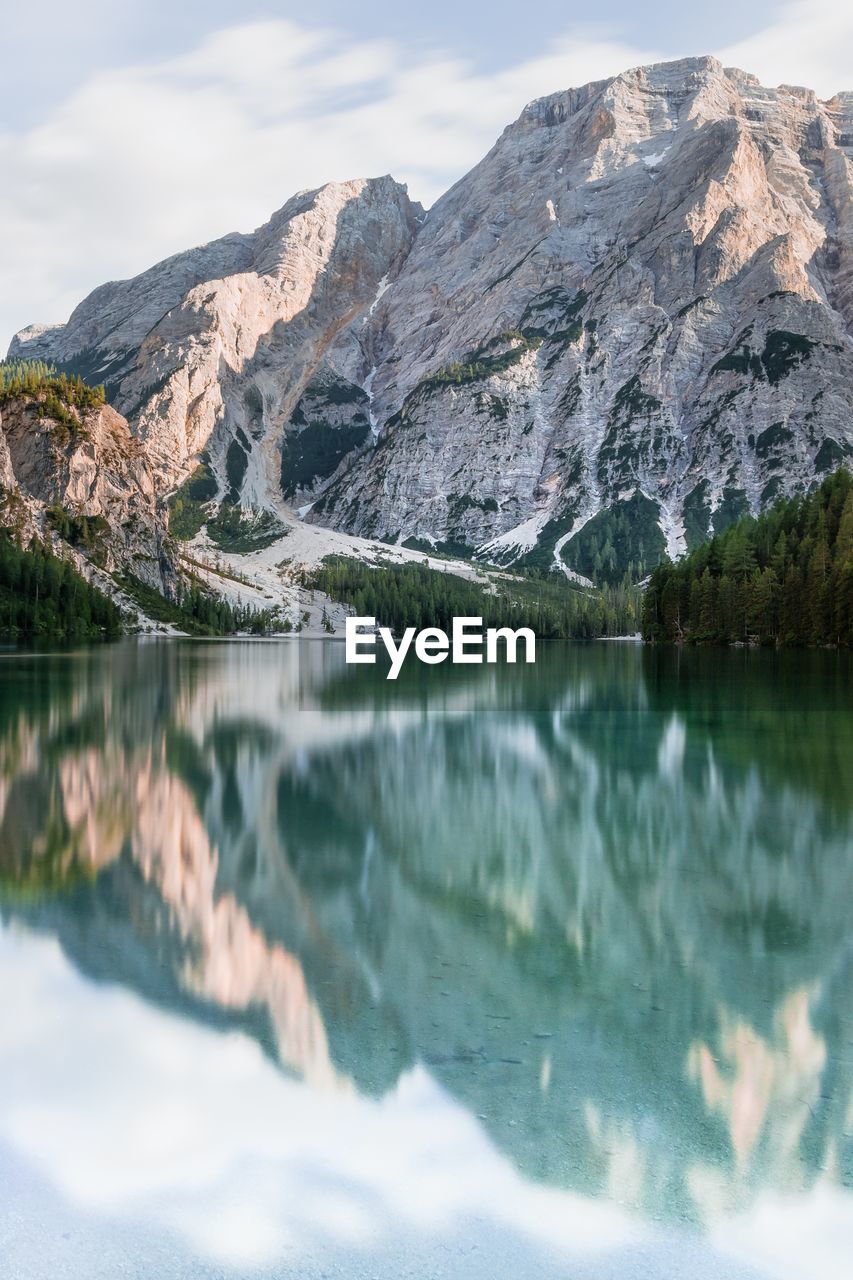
left=10, top=55, right=853, bottom=586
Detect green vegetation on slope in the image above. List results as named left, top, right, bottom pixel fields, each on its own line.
left=562, top=492, right=666, bottom=585
left=206, top=504, right=287, bottom=552
left=225, top=436, right=249, bottom=502
left=709, top=328, right=827, bottom=385
left=168, top=460, right=218, bottom=540
left=642, top=469, right=853, bottom=647
left=0, top=359, right=57, bottom=389
left=0, top=360, right=106, bottom=431
left=116, top=571, right=281, bottom=636
left=309, top=557, right=640, bottom=639
left=413, top=332, right=542, bottom=398
left=0, top=530, right=122, bottom=642
left=280, top=419, right=370, bottom=497
left=45, top=506, right=110, bottom=564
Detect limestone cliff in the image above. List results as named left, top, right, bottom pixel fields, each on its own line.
left=0, top=391, right=169, bottom=590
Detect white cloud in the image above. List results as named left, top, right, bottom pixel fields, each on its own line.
left=0, top=19, right=659, bottom=348
left=717, top=0, right=853, bottom=99
left=0, top=2, right=850, bottom=351
left=3, top=918, right=849, bottom=1278
left=0, top=923, right=649, bottom=1272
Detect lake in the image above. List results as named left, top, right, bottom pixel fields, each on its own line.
left=0, top=639, right=851, bottom=1279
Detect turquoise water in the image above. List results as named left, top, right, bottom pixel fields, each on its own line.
left=0, top=640, right=851, bottom=1278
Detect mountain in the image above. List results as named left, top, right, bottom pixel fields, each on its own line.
left=10, top=56, right=853, bottom=582
left=10, top=178, right=420, bottom=500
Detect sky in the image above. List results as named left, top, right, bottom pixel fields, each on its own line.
left=1, top=0, right=852, bottom=350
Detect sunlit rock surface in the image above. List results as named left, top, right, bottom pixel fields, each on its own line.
left=0, top=395, right=169, bottom=588
left=11, top=178, right=420, bottom=502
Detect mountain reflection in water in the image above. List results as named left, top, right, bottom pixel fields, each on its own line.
left=0, top=640, right=851, bottom=1278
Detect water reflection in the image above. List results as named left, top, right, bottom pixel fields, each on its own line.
left=0, top=640, right=851, bottom=1275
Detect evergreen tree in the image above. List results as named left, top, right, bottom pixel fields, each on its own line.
left=642, top=469, right=853, bottom=648
left=310, top=557, right=640, bottom=640
left=0, top=531, right=122, bottom=642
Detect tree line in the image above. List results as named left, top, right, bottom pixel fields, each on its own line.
left=0, top=360, right=106, bottom=430
left=642, top=469, right=853, bottom=647
left=0, top=528, right=282, bottom=644
left=309, top=557, right=640, bottom=639
left=116, top=571, right=282, bottom=637
left=0, top=531, right=122, bottom=642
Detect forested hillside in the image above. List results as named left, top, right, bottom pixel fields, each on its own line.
left=642, top=470, right=853, bottom=647
left=116, top=571, right=281, bottom=637
left=0, top=531, right=283, bottom=643
left=0, top=532, right=122, bottom=642
left=310, top=558, right=640, bottom=639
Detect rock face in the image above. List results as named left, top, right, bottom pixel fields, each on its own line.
left=11, top=178, right=421, bottom=502
left=11, top=57, right=853, bottom=578
left=316, top=56, right=853, bottom=575
left=0, top=425, right=14, bottom=492
left=0, top=394, right=168, bottom=588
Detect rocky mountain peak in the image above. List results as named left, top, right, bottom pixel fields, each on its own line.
left=9, top=57, right=853, bottom=582
left=310, top=58, right=853, bottom=569
left=12, top=175, right=419, bottom=498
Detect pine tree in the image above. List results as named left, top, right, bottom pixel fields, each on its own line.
left=641, top=469, right=853, bottom=647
